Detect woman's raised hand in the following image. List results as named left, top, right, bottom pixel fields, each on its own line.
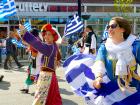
left=19, top=24, right=27, bottom=35
left=19, top=24, right=25, bottom=30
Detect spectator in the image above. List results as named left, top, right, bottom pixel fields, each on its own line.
left=68, top=33, right=80, bottom=55
left=76, top=31, right=88, bottom=54
left=4, top=31, right=23, bottom=70
left=85, top=25, right=97, bottom=55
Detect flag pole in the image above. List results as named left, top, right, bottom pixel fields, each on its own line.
left=78, top=0, right=81, bottom=19
left=7, top=19, right=10, bottom=37
left=16, top=14, right=21, bottom=25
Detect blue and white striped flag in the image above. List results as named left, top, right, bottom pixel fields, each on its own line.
left=63, top=54, right=96, bottom=97
left=16, top=22, right=32, bottom=35
left=11, top=38, right=26, bottom=48
left=63, top=53, right=140, bottom=105
left=0, top=0, right=16, bottom=19
left=16, top=29, right=20, bottom=35
left=24, top=22, right=32, bottom=32
left=64, top=14, right=84, bottom=37
left=0, top=2, right=3, bottom=14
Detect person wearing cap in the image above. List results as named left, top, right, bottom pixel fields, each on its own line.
left=19, top=24, right=62, bottom=105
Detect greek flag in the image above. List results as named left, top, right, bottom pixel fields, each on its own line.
left=0, top=2, right=3, bottom=13
left=63, top=53, right=140, bottom=105
left=0, top=0, right=16, bottom=19
left=11, top=38, right=26, bottom=48
left=16, top=22, right=32, bottom=35
left=63, top=54, right=96, bottom=97
left=24, top=22, right=32, bottom=32
left=64, top=14, right=84, bottom=37
left=16, top=29, right=20, bottom=35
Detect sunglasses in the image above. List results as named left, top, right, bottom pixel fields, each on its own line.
left=106, top=24, right=118, bottom=30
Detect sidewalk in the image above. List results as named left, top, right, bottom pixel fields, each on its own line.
left=0, top=64, right=85, bottom=105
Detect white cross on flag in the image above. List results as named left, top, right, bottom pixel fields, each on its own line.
left=0, top=0, right=16, bottom=19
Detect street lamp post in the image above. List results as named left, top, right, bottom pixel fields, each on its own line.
left=78, top=0, right=90, bottom=28
left=78, top=0, right=81, bottom=19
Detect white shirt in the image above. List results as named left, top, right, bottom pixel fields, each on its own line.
left=90, top=34, right=96, bottom=50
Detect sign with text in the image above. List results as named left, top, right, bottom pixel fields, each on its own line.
left=16, top=2, right=78, bottom=12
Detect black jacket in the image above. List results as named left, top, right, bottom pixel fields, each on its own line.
left=85, top=31, right=97, bottom=47
left=6, top=37, right=17, bottom=55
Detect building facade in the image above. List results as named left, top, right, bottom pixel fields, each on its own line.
left=0, top=0, right=140, bottom=59
left=1, top=0, right=140, bottom=37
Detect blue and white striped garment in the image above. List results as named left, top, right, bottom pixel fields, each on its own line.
left=0, top=0, right=16, bottom=19
left=64, top=14, right=84, bottom=37
left=63, top=53, right=140, bottom=105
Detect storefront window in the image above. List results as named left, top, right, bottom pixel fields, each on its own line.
left=136, top=18, right=140, bottom=24
left=136, top=7, right=140, bottom=13
left=103, top=6, right=115, bottom=12
left=0, top=27, right=8, bottom=39
left=0, top=19, right=8, bottom=24
left=87, top=6, right=103, bottom=12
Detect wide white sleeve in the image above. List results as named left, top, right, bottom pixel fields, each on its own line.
left=35, top=52, right=43, bottom=75
left=90, top=34, right=96, bottom=49
left=92, top=60, right=106, bottom=78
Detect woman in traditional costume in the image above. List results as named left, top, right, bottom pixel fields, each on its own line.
left=87, top=17, right=140, bottom=105
left=63, top=17, right=140, bottom=105
left=19, top=24, right=62, bottom=105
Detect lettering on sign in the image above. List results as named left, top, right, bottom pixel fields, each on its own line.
left=16, top=2, right=78, bottom=12
left=16, top=2, right=48, bottom=12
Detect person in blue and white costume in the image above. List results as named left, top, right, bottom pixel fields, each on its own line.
left=63, top=17, right=140, bottom=105
left=85, top=17, right=140, bottom=105
left=72, top=31, right=93, bottom=55
left=71, top=32, right=85, bottom=55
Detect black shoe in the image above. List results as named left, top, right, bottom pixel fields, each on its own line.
left=31, top=92, right=35, bottom=96
left=20, top=89, right=29, bottom=93
left=18, top=65, right=24, bottom=68
left=0, top=75, right=4, bottom=82
left=4, top=66, right=9, bottom=70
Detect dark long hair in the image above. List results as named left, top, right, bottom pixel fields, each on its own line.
left=86, top=25, right=97, bottom=40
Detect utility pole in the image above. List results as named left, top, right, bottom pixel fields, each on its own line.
left=78, top=0, right=81, bottom=19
